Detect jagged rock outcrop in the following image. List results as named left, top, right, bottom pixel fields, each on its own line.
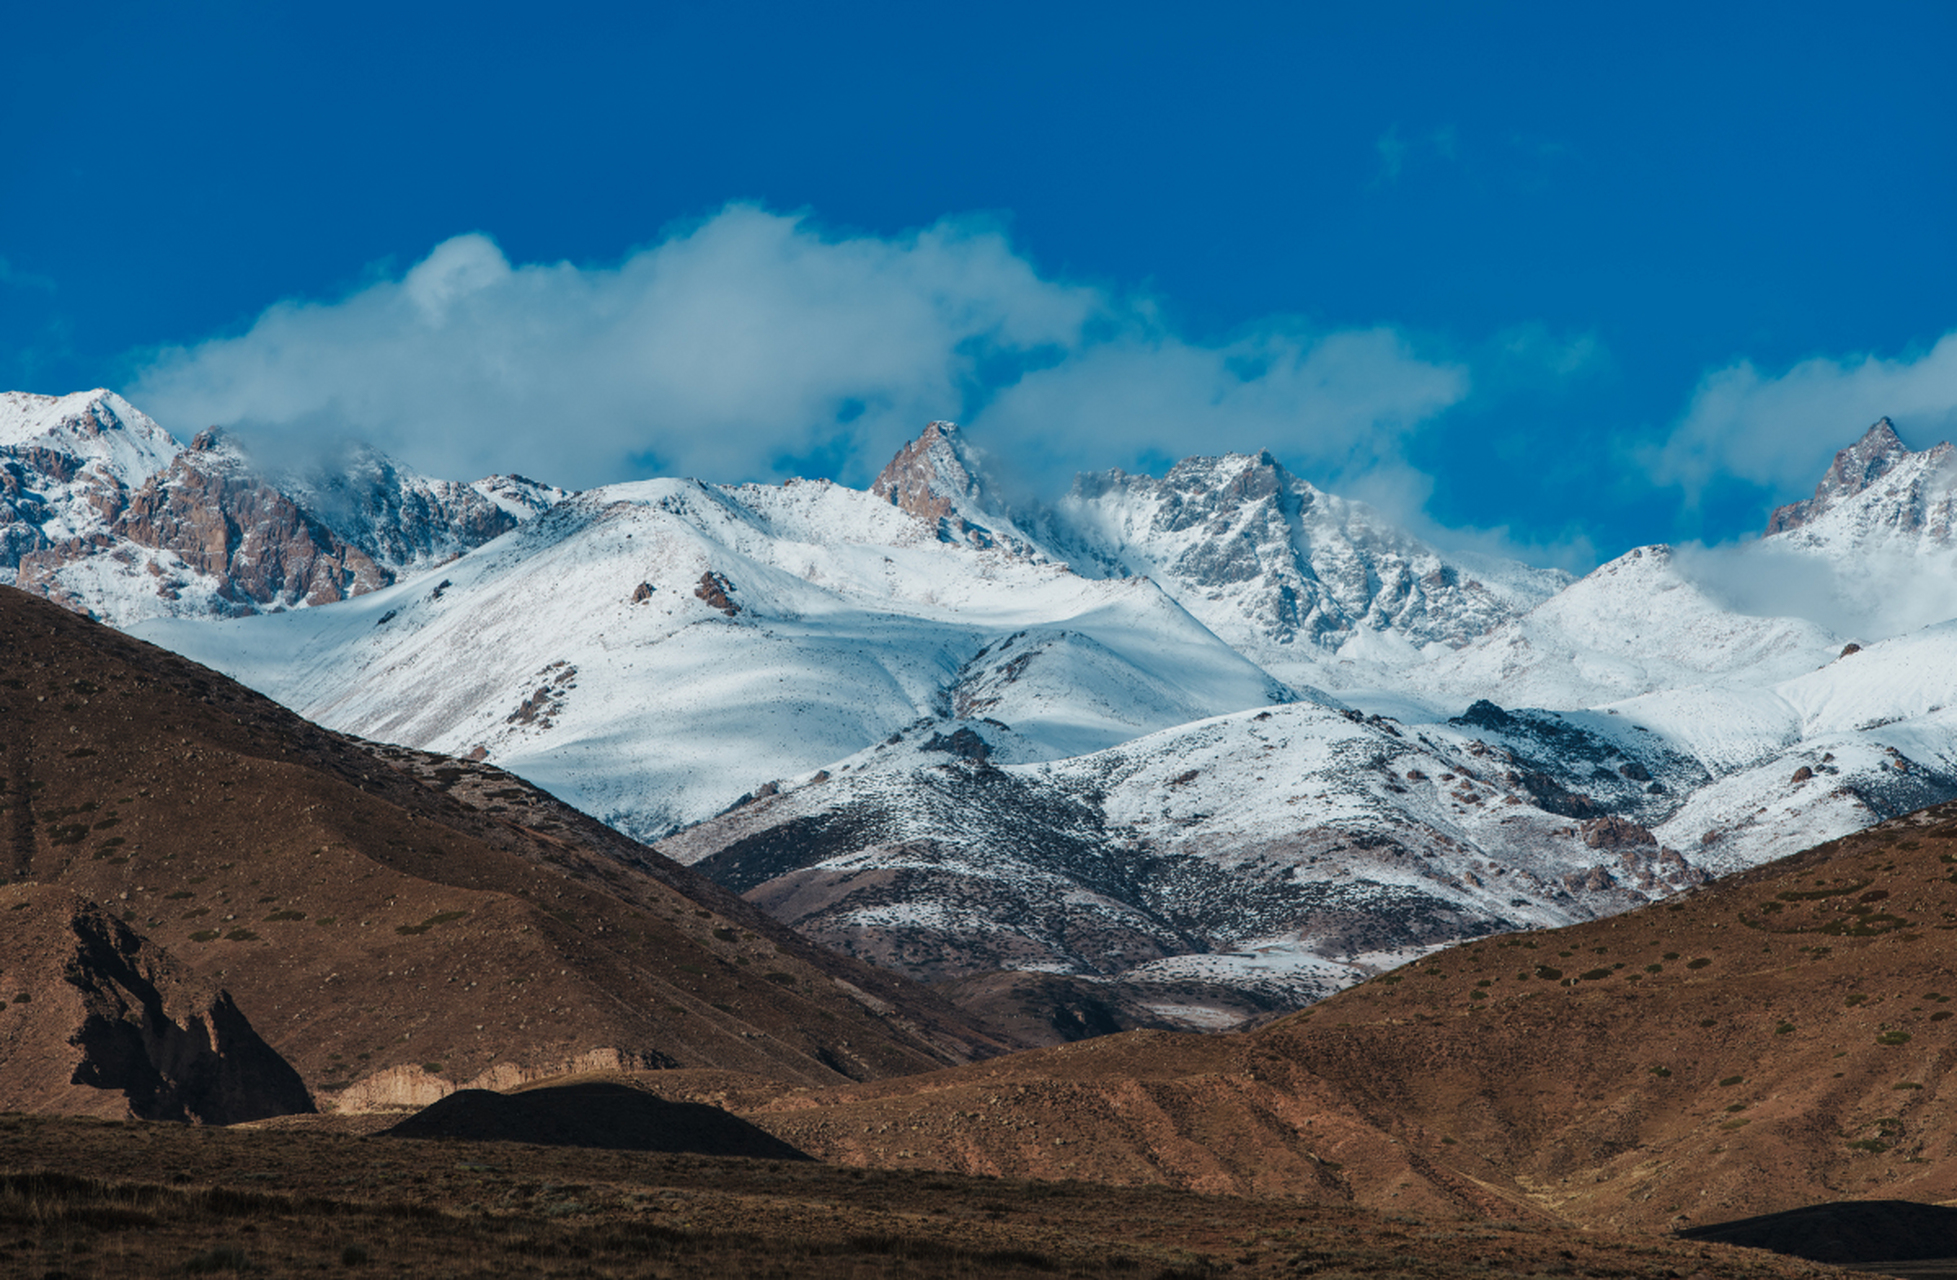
left=694, top=569, right=741, bottom=615
left=1, top=388, right=565, bottom=624
left=1581, top=815, right=1658, bottom=849
left=101, top=429, right=392, bottom=607
left=1764, top=417, right=1957, bottom=543
left=0, top=884, right=314, bottom=1123
left=871, top=421, right=1041, bottom=554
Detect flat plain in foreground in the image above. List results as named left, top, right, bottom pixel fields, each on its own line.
left=0, top=1113, right=1835, bottom=1280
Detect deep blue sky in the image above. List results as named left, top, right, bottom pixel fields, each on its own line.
left=4, top=1, right=1952, bottom=565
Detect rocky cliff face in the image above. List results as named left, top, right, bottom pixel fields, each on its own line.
left=870, top=420, right=1043, bottom=556
left=0, top=389, right=566, bottom=624
left=0, top=884, right=314, bottom=1123
left=1766, top=418, right=1915, bottom=533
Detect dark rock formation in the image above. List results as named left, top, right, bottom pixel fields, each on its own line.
left=0, top=884, right=314, bottom=1123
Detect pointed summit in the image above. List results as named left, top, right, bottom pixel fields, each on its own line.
left=871, top=422, right=1036, bottom=554
left=872, top=421, right=983, bottom=526
left=1765, top=418, right=1914, bottom=535
left=0, top=388, right=182, bottom=486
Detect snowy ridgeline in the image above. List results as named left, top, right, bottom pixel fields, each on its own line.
left=7, top=393, right=1945, bottom=1025
left=0, top=389, right=564, bottom=623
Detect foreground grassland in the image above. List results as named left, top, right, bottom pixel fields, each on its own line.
left=0, top=1114, right=1832, bottom=1280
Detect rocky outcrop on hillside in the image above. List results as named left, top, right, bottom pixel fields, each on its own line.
left=870, top=420, right=1043, bottom=555
left=0, top=884, right=314, bottom=1123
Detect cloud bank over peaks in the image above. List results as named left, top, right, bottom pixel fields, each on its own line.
left=128, top=204, right=1468, bottom=500
left=1653, top=333, right=1957, bottom=499
left=1672, top=538, right=1957, bottom=644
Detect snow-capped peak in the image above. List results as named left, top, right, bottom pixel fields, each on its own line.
left=2, top=388, right=568, bottom=625
left=0, top=388, right=182, bottom=486
left=870, top=420, right=1043, bottom=556
left=1053, top=449, right=1569, bottom=691
left=1765, top=418, right=1936, bottom=534
left=1762, top=418, right=1957, bottom=558
left=472, top=473, right=571, bottom=520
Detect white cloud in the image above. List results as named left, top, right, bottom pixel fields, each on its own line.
left=1653, top=334, right=1957, bottom=498
left=975, top=325, right=1466, bottom=488
left=127, top=204, right=1467, bottom=495
left=1673, top=539, right=1957, bottom=641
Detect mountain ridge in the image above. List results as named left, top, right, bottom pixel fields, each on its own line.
left=1, top=388, right=566, bottom=625
left=16, top=389, right=1957, bottom=1028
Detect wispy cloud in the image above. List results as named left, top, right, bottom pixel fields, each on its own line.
left=1375, top=127, right=1410, bottom=182
left=1371, top=125, right=1464, bottom=185
left=127, top=204, right=1469, bottom=497
left=1673, top=538, right=1957, bottom=641
left=1652, top=334, right=1957, bottom=498
left=0, top=256, right=56, bottom=292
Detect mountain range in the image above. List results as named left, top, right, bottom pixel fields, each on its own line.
left=11, top=387, right=1957, bottom=1034
left=8, top=578, right=1957, bottom=1266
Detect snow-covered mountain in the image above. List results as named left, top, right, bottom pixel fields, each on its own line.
left=1765, top=416, right=1956, bottom=546
left=0, top=389, right=565, bottom=625
left=1054, top=451, right=1571, bottom=690
left=138, top=473, right=1296, bottom=840
left=863, top=420, right=1571, bottom=692
left=39, top=394, right=1956, bottom=1029
left=1414, top=543, right=1842, bottom=711
left=651, top=698, right=1716, bottom=1022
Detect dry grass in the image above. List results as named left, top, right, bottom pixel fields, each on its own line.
left=0, top=1112, right=1824, bottom=1279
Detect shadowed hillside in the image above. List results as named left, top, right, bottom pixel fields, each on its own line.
left=0, top=584, right=1008, bottom=1118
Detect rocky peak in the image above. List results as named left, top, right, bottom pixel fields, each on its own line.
left=871, top=421, right=1033, bottom=553
left=0, top=883, right=313, bottom=1123
left=1057, top=450, right=1567, bottom=668
left=1766, top=418, right=1914, bottom=534
left=873, top=421, right=980, bottom=523
left=2, top=387, right=565, bottom=624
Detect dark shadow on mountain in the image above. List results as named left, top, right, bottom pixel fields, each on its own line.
left=1679, top=1199, right=1957, bottom=1264
left=381, top=1081, right=810, bottom=1160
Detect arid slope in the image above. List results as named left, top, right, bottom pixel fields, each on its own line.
left=736, top=798, right=1957, bottom=1233
left=0, top=584, right=1007, bottom=1117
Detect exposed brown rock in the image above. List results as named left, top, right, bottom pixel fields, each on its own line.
left=1766, top=417, right=1912, bottom=534
left=870, top=420, right=1027, bottom=552
left=694, top=569, right=740, bottom=615
left=871, top=421, right=968, bottom=526
left=0, top=883, right=313, bottom=1123
left=3, top=408, right=535, bottom=620
left=1580, top=814, right=1657, bottom=849
left=118, top=451, right=390, bottom=606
